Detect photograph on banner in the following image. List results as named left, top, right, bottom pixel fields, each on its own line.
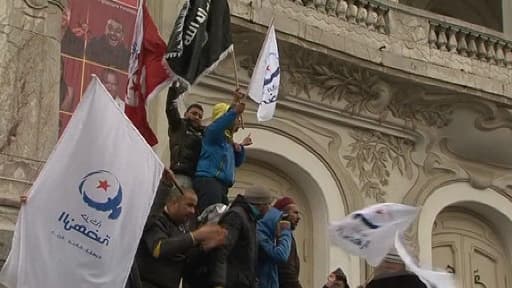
left=61, top=0, right=89, bottom=59
left=84, top=0, right=137, bottom=71
left=59, top=112, right=73, bottom=136
left=83, top=63, right=129, bottom=108
left=60, top=56, right=83, bottom=113
left=59, top=0, right=137, bottom=135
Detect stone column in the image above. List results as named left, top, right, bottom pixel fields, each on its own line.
left=503, top=0, right=512, bottom=38
left=0, top=0, right=63, bottom=266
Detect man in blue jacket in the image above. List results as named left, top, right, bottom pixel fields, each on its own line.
left=193, top=90, right=252, bottom=213
left=256, top=204, right=293, bottom=288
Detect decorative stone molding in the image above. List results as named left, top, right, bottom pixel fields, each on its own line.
left=24, top=0, right=48, bottom=9
left=429, top=21, right=512, bottom=68
left=343, top=129, right=414, bottom=202
left=23, top=0, right=65, bottom=10
left=289, top=0, right=389, bottom=34
left=280, top=47, right=456, bottom=128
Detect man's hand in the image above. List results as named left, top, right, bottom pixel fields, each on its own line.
left=240, top=133, right=252, bottom=147
left=232, top=88, right=246, bottom=104
left=192, top=224, right=227, bottom=250
left=234, top=102, right=245, bottom=114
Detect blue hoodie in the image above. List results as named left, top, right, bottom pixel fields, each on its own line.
left=195, top=109, right=245, bottom=187
left=256, top=207, right=292, bottom=288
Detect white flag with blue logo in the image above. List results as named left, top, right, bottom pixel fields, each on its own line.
left=328, top=203, right=419, bottom=266
left=0, top=76, right=164, bottom=288
left=247, top=23, right=280, bottom=122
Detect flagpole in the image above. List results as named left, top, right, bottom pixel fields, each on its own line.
left=163, top=167, right=185, bottom=195
left=231, top=47, right=245, bottom=129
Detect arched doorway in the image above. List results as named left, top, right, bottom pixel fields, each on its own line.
left=230, top=157, right=314, bottom=287
left=417, top=182, right=512, bottom=288
left=432, top=208, right=510, bottom=288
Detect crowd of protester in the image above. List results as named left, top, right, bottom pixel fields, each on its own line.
left=122, top=87, right=428, bottom=288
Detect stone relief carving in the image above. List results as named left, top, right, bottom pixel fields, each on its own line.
left=343, top=129, right=414, bottom=202
left=281, top=50, right=456, bottom=128
left=23, top=0, right=65, bottom=10
left=24, top=0, right=48, bottom=9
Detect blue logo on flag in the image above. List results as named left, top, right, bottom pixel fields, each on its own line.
left=78, top=170, right=123, bottom=220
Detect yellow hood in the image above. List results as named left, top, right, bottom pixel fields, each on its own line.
left=212, top=103, right=230, bottom=121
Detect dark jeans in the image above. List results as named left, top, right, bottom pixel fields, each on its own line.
left=193, top=177, right=229, bottom=213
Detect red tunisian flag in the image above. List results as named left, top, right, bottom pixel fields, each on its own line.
left=125, top=1, right=173, bottom=146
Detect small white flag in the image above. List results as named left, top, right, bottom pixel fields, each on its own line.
left=0, top=76, right=164, bottom=288
left=328, top=203, right=419, bottom=266
left=395, top=234, right=457, bottom=288
left=247, top=23, right=280, bottom=122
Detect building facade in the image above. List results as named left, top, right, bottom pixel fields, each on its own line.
left=1, top=0, right=512, bottom=287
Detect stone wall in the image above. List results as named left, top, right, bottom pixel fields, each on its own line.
left=0, top=0, right=63, bottom=265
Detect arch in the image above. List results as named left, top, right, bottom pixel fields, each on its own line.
left=231, top=126, right=362, bottom=287
left=417, top=182, right=512, bottom=266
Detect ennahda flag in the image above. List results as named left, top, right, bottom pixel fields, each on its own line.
left=0, top=77, right=164, bottom=288
left=165, top=0, right=233, bottom=89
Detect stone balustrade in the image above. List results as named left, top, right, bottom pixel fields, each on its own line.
left=291, top=0, right=390, bottom=34
left=429, top=21, right=512, bottom=68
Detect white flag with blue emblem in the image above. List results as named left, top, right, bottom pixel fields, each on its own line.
left=328, top=203, right=419, bottom=266
left=247, top=23, right=280, bottom=122
left=0, top=76, right=164, bottom=288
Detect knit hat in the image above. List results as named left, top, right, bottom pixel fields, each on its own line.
left=244, top=186, right=274, bottom=205
left=273, top=196, right=295, bottom=211
left=211, top=103, right=230, bottom=121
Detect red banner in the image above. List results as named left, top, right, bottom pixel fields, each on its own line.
left=59, top=0, right=139, bottom=134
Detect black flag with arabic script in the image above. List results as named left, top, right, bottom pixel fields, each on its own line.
left=165, top=0, right=233, bottom=88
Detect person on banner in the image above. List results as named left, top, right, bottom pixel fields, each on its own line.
left=273, top=197, right=303, bottom=288
left=61, top=6, right=85, bottom=58
left=256, top=200, right=292, bottom=288
left=86, top=18, right=130, bottom=70
left=193, top=90, right=252, bottom=213
left=100, top=68, right=124, bottom=108
left=136, top=187, right=227, bottom=288
left=365, top=251, right=426, bottom=288
left=208, top=186, right=274, bottom=288
left=322, top=268, right=351, bottom=288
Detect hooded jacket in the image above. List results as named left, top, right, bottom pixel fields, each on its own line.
left=256, top=207, right=292, bottom=288
left=166, top=89, right=204, bottom=177
left=209, top=195, right=260, bottom=288
left=195, top=106, right=245, bottom=187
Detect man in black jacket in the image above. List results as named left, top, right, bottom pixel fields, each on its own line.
left=166, top=86, right=204, bottom=189
left=147, top=87, right=204, bottom=221
left=136, top=188, right=226, bottom=288
left=209, top=186, right=274, bottom=288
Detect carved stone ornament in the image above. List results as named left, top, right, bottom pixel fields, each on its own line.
left=24, top=0, right=65, bottom=10
left=24, top=0, right=48, bottom=9
left=343, top=129, right=414, bottom=202
left=276, top=47, right=457, bottom=128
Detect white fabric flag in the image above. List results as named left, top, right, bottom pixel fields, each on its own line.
left=328, top=203, right=419, bottom=266
left=247, top=24, right=280, bottom=122
left=395, top=234, right=457, bottom=288
left=0, top=76, right=164, bottom=288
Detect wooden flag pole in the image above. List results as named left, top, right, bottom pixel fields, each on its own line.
left=163, top=167, right=185, bottom=195
left=231, top=47, right=245, bottom=129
